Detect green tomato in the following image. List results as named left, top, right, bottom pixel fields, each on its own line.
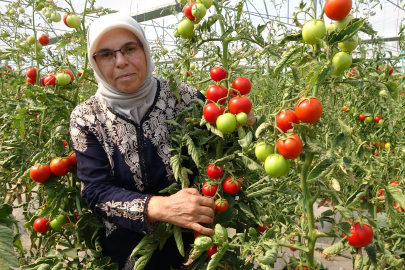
left=191, top=4, right=207, bottom=19
left=15, top=39, right=21, bottom=44
left=56, top=73, right=71, bottom=86
left=66, top=14, right=81, bottom=28
left=254, top=53, right=260, bottom=58
left=302, top=20, right=326, bottom=45
left=177, top=20, right=195, bottom=39
left=198, top=0, right=213, bottom=9
left=51, top=12, right=61, bottom=22
left=378, top=119, right=387, bottom=127
left=19, top=42, right=28, bottom=49
left=335, top=14, right=354, bottom=29
left=27, top=35, right=35, bottom=45
left=255, top=142, right=274, bottom=162
left=190, top=63, right=195, bottom=70
left=325, top=24, right=336, bottom=34
left=37, top=51, right=45, bottom=58
left=34, top=42, right=42, bottom=51
left=364, top=116, right=373, bottom=125
left=200, top=90, right=206, bottom=96
left=8, top=9, right=16, bottom=15
left=18, top=7, right=25, bottom=13
left=216, top=113, right=237, bottom=134
left=379, top=90, right=388, bottom=97
left=179, top=0, right=186, bottom=4
left=35, top=2, right=44, bottom=11
left=331, top=68, right=344, bottom=76
left=332, top=52, right=352, bottom=71
left=41, top=7, right=48, bottom=15
left=1, top=31, right=10, bottom=38
left=162, top=49, right=168, bottom=55
left=264, top=154, right=290, bottom=177
left=338, top=36, right=358, bottom=52
left=50, top=214, right=66, bottom=231
left=45, top=9, right=53, bottom=18
left=236, top=112, right=248, bottom=125
left=173, top=30, right=180, bottom=38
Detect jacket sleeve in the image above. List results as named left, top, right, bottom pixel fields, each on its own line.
left=70, top=117, right=158, bottom=235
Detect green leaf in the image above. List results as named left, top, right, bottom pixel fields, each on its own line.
left=386, top=184, right=405, bottom=211
left=383, top=249, right=403, bottom=266
left=238, top=131, right=252, bottom=148
left=273, top=45, right=304, bottom=78
left=376, top=214, right=389, bottom=229
left=247, top=187, right=274, bottom=198
left=183, top=134, right=200, bottom=166
left=206, top=123, right=224, bottom=138
left=169, top=80, right=181, bottom=104
left=338, top=119, right=352, bottom=138
left=134, top=251, right=153, bottom=270
left=0, top=225, right=19, bottom=268
left=59, top=248, right=78, bottom=259
left=335, top=206, right=354, bottom=220
left=173, top=225, right=184, bottom=257
left=256, top=246, right=278, bottom=265
left=55, top=39, right=69, bottom=50
left=255, top=123, right=273, bottom=139
left=214, top=208, right=237, bottom=224
left=170, top=155, right=181, bottom=182
left=337, top=222, right=352, bottom=236
left=292, top=123, right=316, bottom=139
left=365, top=244, right=377, bottom=265
left=329, top=19, right=366, bottom=45
left=207, top=242, right=229, bottom=270
left=238, top=202, right=257, bottom=222
left=239, top=154, right=265, bottom=171
left=323, top=239, right=346, bottom=255
left=307, top=158, right=335, bottom=181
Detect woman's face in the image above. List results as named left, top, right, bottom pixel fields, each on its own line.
left=95, top=28, right=147, bottom=93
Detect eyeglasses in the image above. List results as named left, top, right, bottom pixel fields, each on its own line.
left=92, top=43, right=144, bottom=64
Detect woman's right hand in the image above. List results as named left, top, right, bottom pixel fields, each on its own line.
left=147, top=188, right=215, bottom=235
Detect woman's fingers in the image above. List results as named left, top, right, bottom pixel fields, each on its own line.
left=191, top=223, right=215, bottom=236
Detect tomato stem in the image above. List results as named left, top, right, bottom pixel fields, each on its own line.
left=216, top=139, right=223, bottom=159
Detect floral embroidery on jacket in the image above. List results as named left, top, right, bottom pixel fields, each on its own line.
left=96, top=198, right=147, bottom=221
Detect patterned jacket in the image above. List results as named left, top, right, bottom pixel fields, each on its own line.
left=69, top=78, right=204, bottom=269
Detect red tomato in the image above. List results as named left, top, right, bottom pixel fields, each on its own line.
left=360, top=196, right=366, bottom=200
left=215, top=198, right=229, bottom=212
left=358, top=113, right=366, bottom=121
left=257, top=223, right=270, bottom=233
left=26, top=67, right=37, bottom=79
left=222, top=177, right=241, bottom=194
left=63, top=140, right=68, bottom=148
left=27, top=77, right=36, bottom=85
left=44, top=75, right=56, bottom=87
left=30, top=164, right=51, bottom=183
left=203, top=104, right=224, bottom=124
left=68, top=152, right=77, bottom=166
left=290, top=242, right=297, bottom=251
left=294, top=98, right=323, bottom=123
left=206, top=85, right=228, bottom=104
left=37, top=34, right=49, bottom=45
left=390, top=181, right=399, bottom=185
left=184, top=2, right=197, bottom=21
left=324, top=0, right=352, bottom=20
left=373, top=115, right=383, bottom=123
left=207, top=245, right=218, bottom=258
left=202, top=181, right=218, bottom=197
left=231, top=77, right=252, bottom=95
left=50, top=158, right=71, bottom=176
left=277, top=110, right=299, bottom=133
left=344, top=222, right=374, bottom=248
left=342, top=106, right=349, bottom=111
left=389, top=67, right=394, bottom=75
left=63, top=70, right=74, bottom=81
left=194, top=231, right=207, bottom=238
left=206, top=164, right=223, bottom=179
left=39, top=77, right=46, bottom=86
left=63, top=13, right=70, bottom=27
left=394, top=202, right=404, bottom=212
left=295, top=267, right=308, bottom=270
left=74, top=212, right=81, bottom=221
left=276, top=134, right=303, bottom=159
left=210, top=67, right=227, bottom=82
left=228, top=96, right=252, bottom=115
left=33, top=217, right=50, bottom=233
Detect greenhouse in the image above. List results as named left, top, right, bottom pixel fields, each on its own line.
left=1, top=0, right=405, bottom=269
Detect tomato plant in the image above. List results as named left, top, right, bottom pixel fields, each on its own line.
left=202, top=181, right=218, bottom=197
left=277, top=109, right=299, bottom=133
left=276, top=134, right=303, bottom=159
left=294, top=98, right=323, bottom=123
left=344, top=222, right=374, bottom=248
left=215, top=198, right=229, bottom=212
left=222, top=177, right=241, bottom=194
left=206, top=164, right=223, bottom=179
left=33, top=218, right=50, bottom=233
left=324, top=0, right=352, bottom=20
left=49, top=158, right=71, bottom=176
left=231, top=77, right=251, bottom=95
left=210, top=67, right=227, bottom=82
left=30, top=164, right=51, bottom=183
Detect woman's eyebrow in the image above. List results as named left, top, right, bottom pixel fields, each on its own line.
left=96, top=41, right=139, bottom=53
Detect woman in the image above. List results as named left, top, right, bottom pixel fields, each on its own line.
left=69, top=13, right=216, bottom=269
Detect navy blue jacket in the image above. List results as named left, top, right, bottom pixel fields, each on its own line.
left=69, top=78, right=204, bottom=269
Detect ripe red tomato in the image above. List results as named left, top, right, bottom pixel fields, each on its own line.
left=231, top=77, right=251, bottom=95
left=324, top=0, right=352, bottom=20
left=202, top=181, right=218, bottom=197
left=33, top=217, right=50, bottom=233
left=222, top=177, right=241, bottom=194
left=50, top=158, right=71, bottom=176
left=30, top=164, right=51, bottom=183
left=295, top=266, right=308, bottom=270
left=277, top=110, right=299, bottom=133
left=290, top=242, right=297, bottom=251
left=44, top=75, right=56, bottom=87
left=294, top=98, right=323, bottom=123
left=257, top=223, right=270, bottom=233
left=184, top=2, right=197, bottom=21
left=63, top=140, right=68, bottom=148
left=39, top=77, right=46, bottom=86
left=203, top=104, right=224, bottom=124
left=228, top=96, right=252, bottom=115
left=207, top=245, right=218, bottom=258
left=63, top=70, right=74, bottom=81
left=26, top=67, right=37, bottom=79
left=390, top=181, right=399, bottom=185
left=206, top=85, right=228, bottom=104
left=74, top=212, right=81, bottom=221
left=206, top=164, right=223, bottom=179
left=342, top=105, right=349, bottom=111
left=344, top=222, right=374, bottom=248
left=37, top=34, right=49, bottom=45
left=210, top=67, right=227, bottom=82
left=27, top=77, right=36, bottom=85
left=276, top=134, right=303, bottom=159
left=373, top=115, right=383, bottom=123
left=63, top=13, right=70, bottom=27
left=215, top=198, right=229, bottom=212
left=389, top=67, right=394, bottom=75
left=68, top=152, right=77, bottom=166
left=358, top=113, right=366, bottom=121
left=394, top=202, right=404, bottom=212
left=360, top=196, right=366, bottom=200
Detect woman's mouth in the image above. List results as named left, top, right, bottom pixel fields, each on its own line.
left=116, top=73, right=135, bottom=80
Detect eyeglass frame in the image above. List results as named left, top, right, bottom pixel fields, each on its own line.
left=92, top=42, right=144, bottom=62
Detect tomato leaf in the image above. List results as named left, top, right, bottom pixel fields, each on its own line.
left=183, top=134, right=201, bottom=167
left=238, top=131, right=252, bottom=148
left=205, top=123, right=224, bottom=139
left=170, top=155, right=181, bottom=182
left=328, top=19, right=366, bottom=45
left=376, top=215, right=389, bottom=229
left=0, top=224, right=19, bottom=268
left=134, top=251, right=153, bottom=270
left=173, top=225, right=184, bottom=257
left=215, top=207, right=237, bottom=224
left=335, top=206, right=354, bottom=221
left=255, top=122, right=273, bottom=139
left=273, top=45, right=304, bottom=78
left=247, top=187, right=273, bottom=198
left=207, top=242, right=229, bottom=270
left=307, top=157, right=335, bottom=181
left=386, top=184, right=405, bottom=211
left=365, top=244, right=377, bottom=265
left=256, top=246, right=278, bottom=265
left=383, top=249, right=404, bottom=266
left=323, top=238, right=346, bottom=255
left=239, top=154, right=265, bottom=171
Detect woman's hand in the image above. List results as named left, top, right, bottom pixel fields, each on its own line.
left=147, top=188, right=215, bottom=235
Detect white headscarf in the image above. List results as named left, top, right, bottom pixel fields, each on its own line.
left=87, top=13, right=157, bottom=124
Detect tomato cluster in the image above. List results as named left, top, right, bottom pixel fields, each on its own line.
left=176, top=0, right=213, bottom=39
left=29, top=152, right=77, bottom=183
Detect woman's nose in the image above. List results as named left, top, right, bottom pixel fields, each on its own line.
left=115, top=52, right=129, bottom=68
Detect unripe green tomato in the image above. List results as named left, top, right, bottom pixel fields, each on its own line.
left=66, top=14, right=81, bottom=28
left=191, top=4, right=207, bottom=19
left=50, top=214, right=67, bottom=231
left=9, top=9, right=16, bottom=15
left=35, top=2, right=44, bottom=11
left=195, top=64, right=199, bottom=69
left=162, top=49, right=168, bottom=55
left=56, top=73, right=71, bottom=86
left=190, top=63, right=195, bottom=70
left=364, top=116, right=373, bottom=125
left=37, top=51, right=45, bottom=58
left=1, top=31, right=10, bottom=38
left=335, top=14, right=354, bottom=29
left=177, top=20, right=195, bottom=39
left=378, top=119, right=387, bottom=127
left=338, top=36, right=358, bottom=52
left=216, top=113, right=237, bottom=134
left=255, top=143, right=274, bottom=162
left=302, top=20, right=326, bottom=45
left=180, top=0, right=186, bottom=3
left=15, top=39, right=21, bottom=44
left=264, top=154, right=290, bottom=177
left=51, top=12, right=61, bottom=22
left=47, top=18, right=53, bottom=23
left=254, top=53, right=260, bottom=58
left=197, top=0, right=213, bottom=9
left=331, top=68, right=344, bottom=76
left=173, top=30, right=180, bottom=38
left=18, top=7, right=24, bottom=13
left=332, top=52, right=352, bottom=71
left=41, top=7, right=48, bottom=15
left=27, top=35, right=35, bottom=45
left=19, top=42, right=28, bottom=48
left=379, top=90, right=388, bottom=97
left=45, top=9, right=53, bottom=18
left=236, top=112, right=248, bottom=125
left=325, top=24, right=336, bottom=34
left=34, top=42, right=42, bottom=51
